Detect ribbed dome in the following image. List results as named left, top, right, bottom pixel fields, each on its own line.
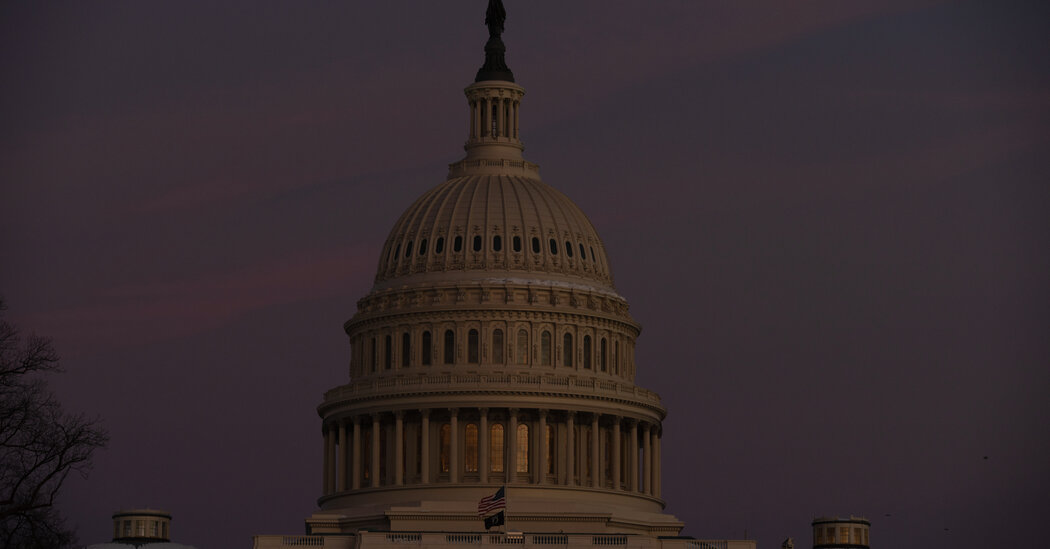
left=374, top=173, right=615, bottom=292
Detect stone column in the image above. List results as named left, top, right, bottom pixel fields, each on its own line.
left=351, top=416, right=362, bottom=490
left=322, top=423, right=332, bottom=495
left=653, top=428, right=662, bottom=498
left=612, top=417, right=621, bottom=491
left=507, top=409, right=518, bottom=483
left=371, top=415, right=381, bottom=488
left=496, top=97, right=504, bottom=138
left=450, top=408, right=459, bottom=483
left=629, top=420, right=639, bottom=492
left=420, top=410, right=430, bottom=484
left=514, top=100, right=520, bottom=138
left=395, top=411, right=405, bottom=486
left=590, top=414, right=600, bottom=488
left=565, top=412, right=575, bottom=486
left=537, top=410, right=548, bottom=484
left=479, top=408, right=490, bottom=483
left=643, top=423, right=652, bottom=495
left=337, top=420, right=348, bottom=492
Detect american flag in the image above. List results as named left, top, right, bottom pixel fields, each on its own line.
left=477, top=486, right=506, bottom=516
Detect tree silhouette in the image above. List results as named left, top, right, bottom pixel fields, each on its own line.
left=0, top=298, right=108, bottom=548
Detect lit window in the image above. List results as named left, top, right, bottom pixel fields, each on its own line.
left=492, top=329, right=504, bottom=363
left=516, top=423, right=529, bottom=472
left=465, top=423, right=479, bottom=472
left=490, top=424, right=504, bottom=472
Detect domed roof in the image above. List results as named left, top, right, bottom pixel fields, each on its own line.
left=373, top=173, right=615, bottom=293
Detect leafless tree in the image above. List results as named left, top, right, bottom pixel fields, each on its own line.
left=0, top=298, right=108, bottom=548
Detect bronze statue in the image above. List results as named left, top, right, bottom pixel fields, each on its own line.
left=476, top=0, right=514, bottom=82
left=485, top=0, right=506, bottom=37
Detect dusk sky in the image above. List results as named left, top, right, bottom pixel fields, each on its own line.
left=1, top=2, right=1048, bottom=548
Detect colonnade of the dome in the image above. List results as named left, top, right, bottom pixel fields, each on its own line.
left=466, top=83, right=524, bottom=144
left=319, top=407, right=661, bottom=501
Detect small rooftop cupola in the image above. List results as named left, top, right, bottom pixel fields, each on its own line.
left=453, top=0, right=535, bottom=176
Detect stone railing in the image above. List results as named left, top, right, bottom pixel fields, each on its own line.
left=447, top=158, right=541, bottom=178
left=253, top=535, right=352, bottom=549
left=323, top=373, right=663, bottom=408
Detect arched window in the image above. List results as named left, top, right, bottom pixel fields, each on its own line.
left=563, top=333, right=573, bottom=367
left=472, top=235, right=482, bottom=252
left=565, top=241, right=573, bottom=257
left=583, top=335, right=592, bottom=369
left=443, top=330, right=455, bottom=364
left=549, top=239, right=558, bottom=255
left=600, top=338, right=607, bottom=372
left=419, top=238, right=428, bottom=255
left=513, top=236, right=522, bottom=252
left=371, top=337, right=378, bottom=372
left=531, top=237, right=540, bottom=254
left=540, top=331, right=551, bottom=366
left=435, top=237, right=445, bottom=254
left=590, top=246, right=596, bottom=262
left=579, top=243, right=586, bottom=260
left=516, top=423, right=529, bottom=473
left=454, top=235, right=463, bottom=252
left=383, top=335, right=392, bottom=370
left=401, top=332, right=411, bottom=368
left=394, top=243, right=401, bottom=259
left=490, top=424, right=504, bottom=472
left=546, top=424, right=556, bottom=475
left=405, top=241, right=413, bottom=258
left=421, top=331, right=432, bottom=366
left=492, top=329, right=504, bottom=364
left=465, top=423, right=479, bottom=472
left=516, top=329, right=528, bottom=365
left=493, top=235, right=502, bottom=252
left=440, top=424, right=451, bottom=473
left=468, top=329, right=479, bottom=363
left=614, top=341, right=620, bottom=374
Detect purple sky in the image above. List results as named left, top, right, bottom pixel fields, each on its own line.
left=2, top=2, right=1048, bottom=548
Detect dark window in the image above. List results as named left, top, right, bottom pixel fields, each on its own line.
left=513, top=236, right=522, bottom=252
left=401, top=333, right=411, bottom=368
left=600, top=338, right=607, bottom=372
left=384, top=335, right=392, bottom=370
left=405, top=241, right=413, bottom=258
left=493, top=235, right=502, bottom=252
left=394, top=244, right=401, bottom=259
left=531, top=237, right=540, bottom=254
left=443, top=329, right=455, bottom=364
left=371, top=337, right=377, bottom=372
left=563, top=333, right=573, bottom=367
left=454, top=236, right=463, bottom=252
left=590, top=247, right=596, bottom=262
left=565, top=241, right=573, bottom=258
left=583, top=335, right=592, bottom=369
left=422, top=331, right=432, bottom=366
left=549, top=239, right=558, bottom=255
left=492, top=329, right=504, bottom=363
left=579, top=244, right=586, bottom=259
left=473, top=235, right=482, bottom=252
left=419, top=239, right=428, bottom=255
left=435, top=237, right=445, bottom=254
left=468, top=329, right=479, bottom=363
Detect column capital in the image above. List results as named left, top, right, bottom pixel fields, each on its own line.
left=479, top=407, right=489, bottom=415
left=394, top=410, right=405, bottom=419
left=448, top=407, right=459, bottom=417
left=565, top=410, right=576, bottom=419
left=421, top=408, right=431, bottom=418
left=538, top=408, right=548, bottom=418
left=508, top=407, right=519, bottom=416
